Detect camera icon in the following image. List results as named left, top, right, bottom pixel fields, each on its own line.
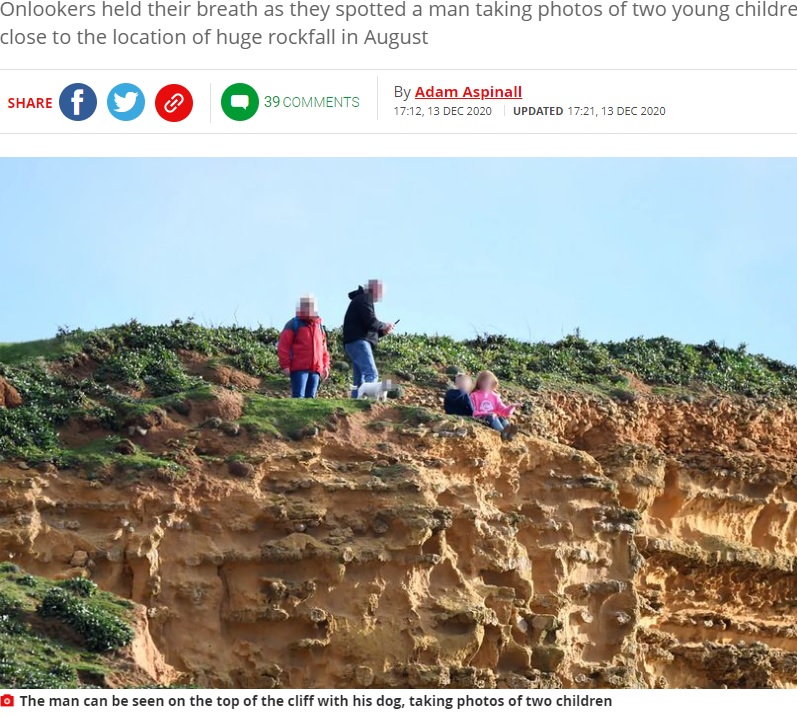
left=0, top=694, right=14, bottom=707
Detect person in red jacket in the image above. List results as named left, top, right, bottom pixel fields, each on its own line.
left=277, top=295, right=331, bottom=398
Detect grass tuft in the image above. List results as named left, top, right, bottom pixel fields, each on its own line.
left=241, top=395, right=366, bottom=439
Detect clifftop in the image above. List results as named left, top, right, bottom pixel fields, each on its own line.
left=1, top=322, right=797, bottom=688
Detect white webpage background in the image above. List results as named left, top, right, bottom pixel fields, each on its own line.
left=1, top=5, right=796, bottom=155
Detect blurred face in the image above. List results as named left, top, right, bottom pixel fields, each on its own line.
left=456, top=375, right=473, bottom=392
left=298, top=297, right=317, bottom=317
left=477, top=374, right=495, bottom=391
left=368, top=280, right=383, bottom=302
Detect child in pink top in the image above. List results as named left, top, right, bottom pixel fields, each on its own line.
left=470, top=370, right=521, bottom=440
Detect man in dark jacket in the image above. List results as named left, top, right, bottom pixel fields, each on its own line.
left=343, top=279, right=395, bottom=398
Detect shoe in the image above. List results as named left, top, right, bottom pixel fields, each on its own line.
left=501, top=424, right=519, bottom=441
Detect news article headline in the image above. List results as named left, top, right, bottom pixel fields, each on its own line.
left=11, top=693, right=613, bottom=711
left=3, top=0, right=797, bottom=51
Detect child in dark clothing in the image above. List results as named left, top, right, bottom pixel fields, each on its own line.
left=444, top=373, right=474, bottom=416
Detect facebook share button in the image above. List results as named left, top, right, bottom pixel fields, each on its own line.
left=58, top=83, right=97, bottom=121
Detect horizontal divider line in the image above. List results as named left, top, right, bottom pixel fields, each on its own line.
left=3, top=67, right=797, bottom=71
left=0, top=131, right=795, bottom=136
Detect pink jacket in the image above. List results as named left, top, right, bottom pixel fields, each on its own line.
left=470, top=390, right=515, bottom=418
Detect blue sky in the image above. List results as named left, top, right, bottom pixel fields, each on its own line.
left=2, top=158, right=796, bottom=362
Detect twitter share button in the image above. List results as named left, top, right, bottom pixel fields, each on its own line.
left=107, top=83, right=145, bottom=121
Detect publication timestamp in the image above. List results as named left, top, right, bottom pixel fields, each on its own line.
left=393, top=105, right=494, bottom=117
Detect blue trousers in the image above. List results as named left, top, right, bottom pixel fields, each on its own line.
left=480, top=414, right=509, bottom=432
left=290, top=371, right=321, bottom=398
left=344, top=340, right=378, bottom=398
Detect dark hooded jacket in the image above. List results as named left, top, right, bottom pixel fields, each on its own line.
left=444, top=389, right=474, bottom=417
left=343, top=286, right=387, bottom=348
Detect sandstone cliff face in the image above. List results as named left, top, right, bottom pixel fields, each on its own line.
left=2, top=387, right=797, bottom=689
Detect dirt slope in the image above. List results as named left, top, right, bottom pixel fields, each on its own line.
left=2, top=370, right=797, bottom=688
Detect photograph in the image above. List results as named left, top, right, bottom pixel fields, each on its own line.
left=1, top=158, right=796, bottom=690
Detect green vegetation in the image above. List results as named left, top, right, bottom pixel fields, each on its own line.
left=0, top=361, right=85, bottom=457
left=378, top=332, right=797, bottom=397
left=0, top=335, right=85, bottom=364
left=242, top=395, right=367, bottom=439
left=97, top=346, right=204, bottom=396
left=59, top=577, right=98, bottom=598
left=52, top=438, right=185, bottom=476
left=1, top=320, right=797, bottom=466
left=38, top=587, right=134, bottom=652
left=0, top=563, right=134, bottom=687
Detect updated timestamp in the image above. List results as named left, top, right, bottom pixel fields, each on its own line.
left=569, top=106, right=667, bottom=116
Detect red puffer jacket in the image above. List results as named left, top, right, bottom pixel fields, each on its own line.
left=278, top=315, right=330, bottom=375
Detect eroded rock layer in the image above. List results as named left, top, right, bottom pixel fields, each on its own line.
left=2, top=390, right=797, bottom=688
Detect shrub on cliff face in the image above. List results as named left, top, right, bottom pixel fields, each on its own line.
left=60, top=577, right=98, bottom=598
left=0, top=362, right=83, bottom=457
left=38, top=587, right=134, bottom=652
left=97, top=346, right=204, bottom=396
left=0, top=593, right=25, bottom=635
left=0, top=565, right=131, bottom=687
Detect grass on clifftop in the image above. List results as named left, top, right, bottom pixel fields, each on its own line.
left=0, top=338, right=81, bottom=364
left=1, top=320, right=797, bottom=466
left=241, top=395, right=367, bottom=440
left=0, top=563, right=134, bottom=687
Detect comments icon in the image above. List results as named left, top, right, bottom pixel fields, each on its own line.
left=221, top=83, right=259, bottom=121
left=230, top=95, right=249, bottom=109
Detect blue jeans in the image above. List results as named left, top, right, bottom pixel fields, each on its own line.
left=344, top=340, right=378, bottom=398
left=290, top=371, right=321, bottom=398
left=480, top=414, right=509, bottom=432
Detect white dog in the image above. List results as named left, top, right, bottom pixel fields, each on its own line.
left=356, top=379, right=394, bottom=401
